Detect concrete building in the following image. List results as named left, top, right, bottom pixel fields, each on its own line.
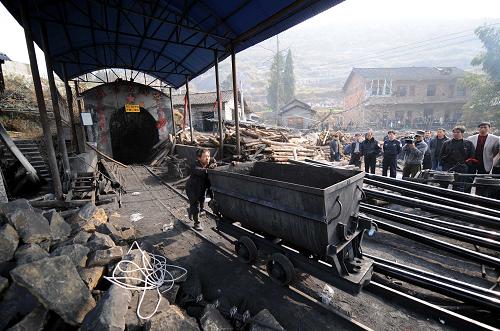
left=342, top=67, right=470, bottom=130
left=278, top=99, right=316, bottom=130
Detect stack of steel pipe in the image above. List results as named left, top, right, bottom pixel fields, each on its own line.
left=364, top=173, right=500, bottom=211
left=364, top=253, right=500, bottom=312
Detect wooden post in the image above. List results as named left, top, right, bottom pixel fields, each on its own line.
left=185, top=76, right=194, bottom=143
left=0, top=60, right=5, bottom=94
left=62, top=64, right=85, bottom=154
left=214, top=50, right=224, bottom=159
left=40, top=23, right=71, bottom=177
left=169, top=87, right=176, bottom=136
left=231, top=48, right=240, bottom=155
left=20, top=4, right=63, bottom=199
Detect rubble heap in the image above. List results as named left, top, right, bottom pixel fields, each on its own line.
left=0, top=198, right=284, bottom=331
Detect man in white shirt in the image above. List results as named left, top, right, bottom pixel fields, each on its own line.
left=467, top=122, right=499, bottom=174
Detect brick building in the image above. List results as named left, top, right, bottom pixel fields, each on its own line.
left=342, top=67, right=470, bottom=130
left=172, top=90, right=251, bottom=132
left=278, top=99, right=316, bottom=129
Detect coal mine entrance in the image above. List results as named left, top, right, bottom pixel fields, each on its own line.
left=109, top=107, right=159, bottom=164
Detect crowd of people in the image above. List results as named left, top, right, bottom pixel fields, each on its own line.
left=331, top=122, right=500, bottom=181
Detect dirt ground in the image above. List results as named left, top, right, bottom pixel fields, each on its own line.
left=105, top=165, right=495, bottom=330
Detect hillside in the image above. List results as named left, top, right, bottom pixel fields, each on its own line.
left=189, top=18, right=500, bottom=109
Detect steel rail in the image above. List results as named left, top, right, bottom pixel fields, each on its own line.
left=360, top=203, right=500, bottom=241
left=143, top=165, right=498, bottom=331
left=142, top=166, right=372, bottom=331
left=364, top=188, right=500, bottom=230
left=364, top=253, right=500, bottom=311
left=360, top=204, right=500, bottom=251
left=365, top=173, right=500, bottom=211
left=363, top=178, right=499, bottom=218
left=360, top=215, right=500, bottom=268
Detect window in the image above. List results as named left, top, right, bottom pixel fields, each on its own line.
left=370, top=79, right=392, bottom=96
left=448, top=84, right=455, bottom=98
left=396, top=86, right=407, bottom=97
left=456, top=84, right=466, bottom=97
left=427, top=84, right=437, bottom=96
left=409, top=85, right=416, bottom=96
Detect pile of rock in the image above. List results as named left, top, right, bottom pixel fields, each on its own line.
left=0, top=198, right=135, bottom=330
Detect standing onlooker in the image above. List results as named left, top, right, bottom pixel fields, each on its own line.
left=349, top=134, right=362, bottom=168
left=414, top=130, right=429, bottom=163
left=492, top=137, right=500, bottom=174
left=440, top=126, right=475, bottom=173
left=429, top=128, right=449, bottom=170
left=360, top=131, right=381, bottom=174
left=466, top=122, right=499, bottom=174
left=329, top=134, right=341, bottom=162
left=382, top=130, right=401, bottom=178
left=422, top=130, right=432, bottom=169
left=401, top=137, right=423, bottom=178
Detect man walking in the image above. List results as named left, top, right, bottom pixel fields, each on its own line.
left=382, top=130, right=401, bottom=178
left=467, top=122, right=499, bottom=174
left=429, top=128, right=448, bottom=170
left=360, top=131, right=381, bottom=174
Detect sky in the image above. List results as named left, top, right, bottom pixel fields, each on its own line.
left=0, top=0, right=499, bottom=75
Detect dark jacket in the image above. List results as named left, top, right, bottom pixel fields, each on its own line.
left=360, top=138, right=381, bottom=157
left=383, top=139, right=402, bottom=157
left=350, top=141, right=361, bottom=154
left=429, top=136, right=449, bottom=159
left=440, top=139, right=475, bottom=170
left=329, top=139, right=340, bottom=157
left=186, top=159, right=214, bottom=201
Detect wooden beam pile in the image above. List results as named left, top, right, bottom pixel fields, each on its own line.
left=171, top=123, right=325, bottom=162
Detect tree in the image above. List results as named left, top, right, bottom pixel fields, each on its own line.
left=266, top=51, right=285, bottom=114
left=472, top=26, right=500, bottom=81
left=463, top=26, right=500, bottom=125
left=283, top=49, right=295, bottom=103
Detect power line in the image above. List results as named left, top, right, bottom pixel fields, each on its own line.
left=316, top=22, right=500, bottom=69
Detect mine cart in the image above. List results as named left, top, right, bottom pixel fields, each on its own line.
left=208, top=162, right=373, bottom=293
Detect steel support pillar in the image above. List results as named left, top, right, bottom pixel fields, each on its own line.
left=20, top=5, right=63, bottom=199
left=214, top=50, right=224, bottom=159
left=169, top=87, right=176, bottom=137
left=185, top=76, right=193, bottom=143
left=62, top=64, right=85, bottom=154
left=231, top=48, right=240, bottom=156
left=40, top=23, right=70, bottom=178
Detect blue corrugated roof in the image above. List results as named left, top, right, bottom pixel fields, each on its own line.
left=1, top=0, right=343, bottom=88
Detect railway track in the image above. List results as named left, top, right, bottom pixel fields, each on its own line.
left=142, top=165, right=498, bottom=331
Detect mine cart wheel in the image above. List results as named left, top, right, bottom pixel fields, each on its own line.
left=266, top=253, right=295, bottom=286
left=235, top=236, right=258, bottom=263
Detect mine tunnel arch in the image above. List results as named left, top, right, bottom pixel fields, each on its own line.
left=109, top=106, right=159, bottom=164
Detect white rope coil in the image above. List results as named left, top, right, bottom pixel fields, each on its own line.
left=104, top=241, right=188, bottom=320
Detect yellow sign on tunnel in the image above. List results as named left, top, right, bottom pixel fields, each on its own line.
left=125, top=104, right=141, bottom=112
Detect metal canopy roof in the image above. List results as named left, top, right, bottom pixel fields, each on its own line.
left=1, top=0, right=343, bottom=88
